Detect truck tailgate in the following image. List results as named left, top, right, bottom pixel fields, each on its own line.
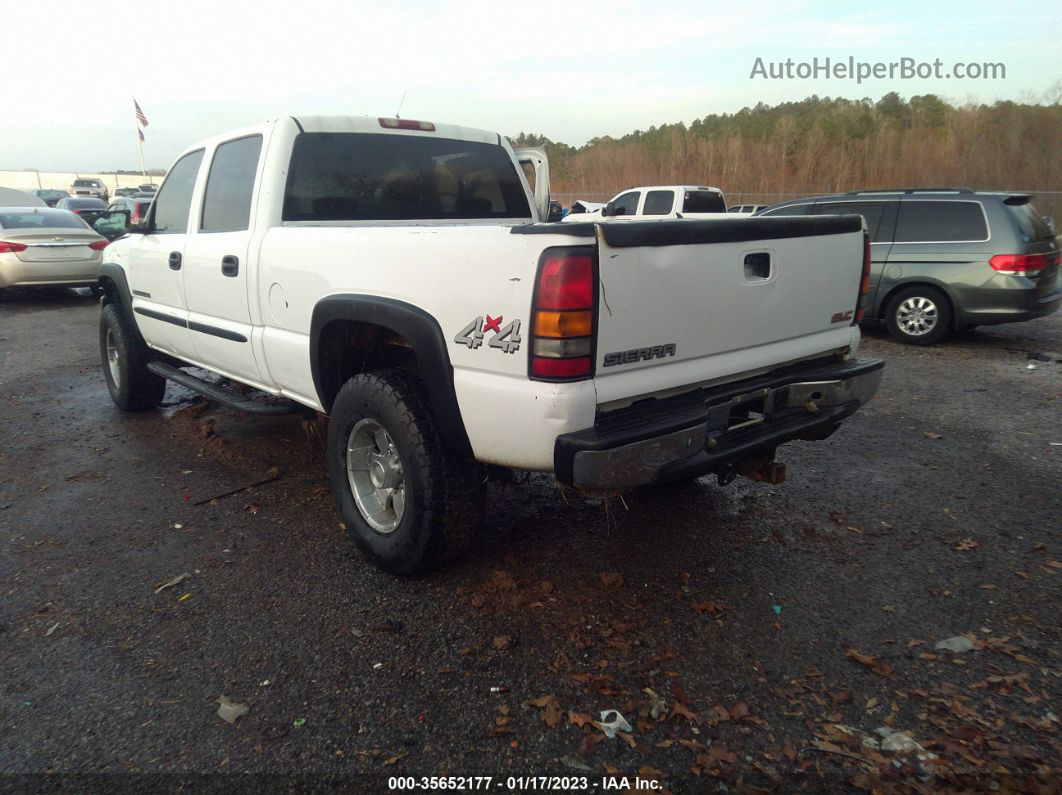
left=593, top=216, right=865, bottom=406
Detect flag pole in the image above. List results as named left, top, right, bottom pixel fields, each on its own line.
left=133, top=97, right=147, bottom=181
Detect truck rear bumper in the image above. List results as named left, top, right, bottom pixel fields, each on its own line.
left=554, top=357, right=884, bottom=490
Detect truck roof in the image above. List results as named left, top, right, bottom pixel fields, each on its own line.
left=293, top=115, right=502, bottom=145
left=631, top=185, right=723, bottom=194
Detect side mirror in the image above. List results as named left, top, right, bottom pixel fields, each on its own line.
left=546, top=203, right=564, bottom=223
left=1044, top=216, right=1055, bottom=235
left=92, top=210, right=134, bottom=240
left=602, top=201, right=616, bottom=217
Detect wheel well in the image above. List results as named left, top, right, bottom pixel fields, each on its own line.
left=878, top=282, right=959, bottom=329
left=317, top=320, right=420, bottom=410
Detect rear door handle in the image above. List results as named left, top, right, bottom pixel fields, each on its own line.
left=168, top=251, right=182, bottom=270
left=221, top=255, right=239, bottom=277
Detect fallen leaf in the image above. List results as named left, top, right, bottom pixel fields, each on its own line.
left=526, top=694, right=562, bottom=727
left=690, top=600, right=731, bottom=616
left=924, top=431, right=944, bottom=440
left=382, top=751, right=408, bottom=766
left=493, top=635, right=511, bottom=651
left=846, top=648, right=895, bottom=678
left=599, top=572, right=624, bottom=588
left=154, top=572, right=191, bottom=594
left=955, top=537, right=979, bottom=551
left=671, top=701, right=699, bottom=723
left=568, top=711, right=594, bottom=729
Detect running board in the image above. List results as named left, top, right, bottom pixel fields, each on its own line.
left=147, top=362, right=300, bottom=415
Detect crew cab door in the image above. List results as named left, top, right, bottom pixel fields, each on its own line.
left=181, top=134, right=265, bottom=385
left=127, top=149, right=204, bottom=359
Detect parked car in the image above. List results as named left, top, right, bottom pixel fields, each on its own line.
left=113, top=187, right=140, bottom=199
left=95, top=114, right=882, bottom=575
left=55, top=197, right=109, bottom=224
left=756, top=189, right=1061, bottom=344
left=727, top=204, right=767, bottom=214
left=32, top=189, right=70, bottom=207
left=0, top=207, right=108, bottom=296
left=562, top=185, right=728, bottom=221
left=111, top=197, right=152, bottom=225
left=69, top=178, right=110, bottom=201
left=0, top=187, right=46, bottom=207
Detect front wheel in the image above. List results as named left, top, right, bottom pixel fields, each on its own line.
left=99, top=303, right=166, bottom=410
left=326, top=370, right=483, bottom=575
left=885, top=286, right=952, bottom=345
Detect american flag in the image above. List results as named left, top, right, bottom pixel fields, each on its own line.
left=134, top=98, right=149, bottom=127
left=138, top=127, right=145, bottom=142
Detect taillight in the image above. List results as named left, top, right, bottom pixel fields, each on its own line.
left=854, top=231, right=871, bottom=324
left=0, top=241, right=28, bottom=253
left=530, top=248, right=596, bottom=381
left=88, top=240, right=108, bottom=251
left=989, top=253, right=1052, bottom=277
left=378, top=117, right=435, bottom=131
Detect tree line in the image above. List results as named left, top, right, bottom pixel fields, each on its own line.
left=511, top=90, right=1062, bottom=217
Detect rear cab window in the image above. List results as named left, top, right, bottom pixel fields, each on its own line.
left=682, top=190, right=726, bottom=213
left=642, top=190, right=675, bottom=215
left=283, top=133, right=532, bottom=221
left=201, top=135, right=263, bottom=232
left=895, top=200, right=988, bottom=243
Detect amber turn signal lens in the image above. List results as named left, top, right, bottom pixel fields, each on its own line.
left=534, top=310, right=592, bottom=338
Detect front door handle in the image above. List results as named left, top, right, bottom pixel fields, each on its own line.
left=221, top=255, right=239, bottom=277
left=168, top=251, right=182, bottom=270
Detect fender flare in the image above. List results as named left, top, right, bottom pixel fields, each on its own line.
left=310, top=295, right=473, bottom=460
left=97, top=262, right=132, bottom=312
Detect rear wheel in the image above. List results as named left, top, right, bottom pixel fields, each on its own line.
left=99, top=302, right=166, bottom=410
left=326, top=369, right=483, bottom=575
left=885, top=285, right=952, bottom=345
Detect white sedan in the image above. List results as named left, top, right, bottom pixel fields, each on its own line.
left=0, top=207, right=109, bottom=296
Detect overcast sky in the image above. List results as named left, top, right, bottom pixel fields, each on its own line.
left=4, top=0, right=1059, bottom=171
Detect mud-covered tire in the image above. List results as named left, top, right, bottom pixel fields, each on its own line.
left=326, top=369, right=483, bottom=575
left=885, top=285, right=952, bottom=345
left=99, top=302, right=166, bottom=411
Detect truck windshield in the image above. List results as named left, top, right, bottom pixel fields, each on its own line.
left=283, top=133, right=532, bottom=222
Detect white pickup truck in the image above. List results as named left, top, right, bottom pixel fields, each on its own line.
left=564, top=185, right=729, bottom=221
left=95, top=115, right=883, bottom=574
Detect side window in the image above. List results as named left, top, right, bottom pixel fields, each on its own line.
left=152, top=150, right=204, bottom=234
left=642, top=190, right=674, bottom=216
left=894, top=201, right=988, bottom=243
left=682, top=191, right=726, bottom=213
left=817, top=202, right=889, bottom=242
left=759, top=203, right=809, bottom=217
left=611, top=191, right=641, bottom=217
left=200, top=135, right=263, bottom=233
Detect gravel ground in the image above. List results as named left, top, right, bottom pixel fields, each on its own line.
left=0, top=288, right=1059, bottom=793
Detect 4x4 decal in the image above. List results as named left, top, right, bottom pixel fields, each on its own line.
left=454, top=315, right=522, bottom=354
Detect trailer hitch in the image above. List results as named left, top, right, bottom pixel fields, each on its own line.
left=737, top=454, right=787, bottom=485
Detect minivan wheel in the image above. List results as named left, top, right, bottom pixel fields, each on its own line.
left=326, top=370, right=483, bottom=575
left=99, top=303, right=166, bottom=410
left=886, top=286, right=952, bottom=345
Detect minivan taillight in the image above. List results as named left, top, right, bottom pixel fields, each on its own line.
left=854, top=231, right=871, bottom=324
left=530, top=248, right=596, bottom=381
left=989, top=253, right=1054, bottom=277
